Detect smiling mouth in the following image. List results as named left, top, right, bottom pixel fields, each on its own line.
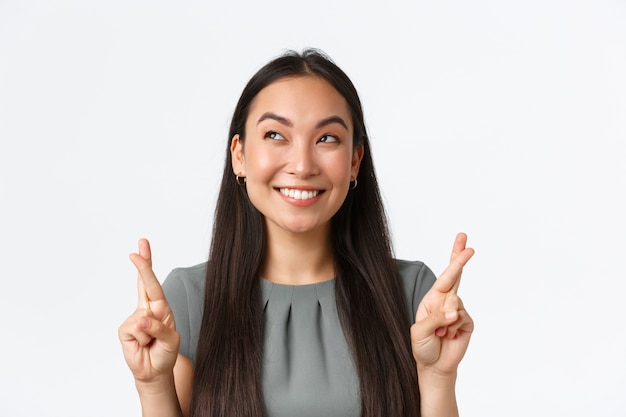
left=278, top=188, right=322, bottom=200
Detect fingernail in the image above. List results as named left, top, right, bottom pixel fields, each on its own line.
left=445, top=311, right=457, bottom=321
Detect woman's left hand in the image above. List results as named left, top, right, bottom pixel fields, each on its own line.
left=411, top=233, right=475, bottom=376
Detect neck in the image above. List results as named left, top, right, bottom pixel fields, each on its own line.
left=261, top=222, right=335, bottom=285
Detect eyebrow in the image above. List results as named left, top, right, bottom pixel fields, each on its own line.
left=257, top=112, right=349, bottom=130
left=316, top=115, right=349, bottom=130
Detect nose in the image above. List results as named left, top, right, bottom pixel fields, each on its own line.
left=288, top=141, right=319, bottom=179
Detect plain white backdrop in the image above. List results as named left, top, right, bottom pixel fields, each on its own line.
left=1, top=0, right=624, bottom=416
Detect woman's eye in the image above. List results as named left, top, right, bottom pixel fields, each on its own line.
left=319, top=135, right=339, bottom=143
left=264, top=131, right=285, bottom=141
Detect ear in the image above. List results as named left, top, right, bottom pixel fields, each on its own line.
left=230, top=134, right=245, bottom=175
left=351, top=144, right=364, bottom=180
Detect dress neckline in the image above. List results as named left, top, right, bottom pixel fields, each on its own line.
left=260, top=276, right=336, bottom=288
left=260, top=277, right=336, bottom=308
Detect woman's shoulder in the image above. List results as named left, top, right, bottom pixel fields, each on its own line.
left=166, top=262, right=207, bottom=286
left=394, top=259, right=436, bottom=283
left=393, top=259, right=437, bottom=316
left=161, top=262, right=207, bottom=365
left=161, top=262, right=207, bottom=320
left=395, top=259, right=427, bottom=276
left=163, top=262, right=207, bottom=292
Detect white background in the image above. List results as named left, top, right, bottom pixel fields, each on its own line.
left=1, top=0, right=624, bottom=416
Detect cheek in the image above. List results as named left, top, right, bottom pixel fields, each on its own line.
left=244, top=147, right=277, bottom=178
left=328, top=152, right=355, bottom=180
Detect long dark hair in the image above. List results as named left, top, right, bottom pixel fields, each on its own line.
left=191, top=49, right=420, bottom=417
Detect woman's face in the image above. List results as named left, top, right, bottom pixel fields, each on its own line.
left=231, top=75, right=363, bottom=237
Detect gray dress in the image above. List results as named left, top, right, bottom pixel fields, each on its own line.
left=162, top=259, right=436, bottom=417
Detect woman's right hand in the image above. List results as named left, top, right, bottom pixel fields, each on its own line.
left=118, top=238, right=180, bottom=385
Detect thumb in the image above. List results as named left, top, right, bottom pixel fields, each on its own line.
left=412, top=309, right=458, bottom=341
left=140, top=316, right=181, bottom=353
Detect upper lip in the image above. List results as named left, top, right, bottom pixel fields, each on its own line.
left=276, top=185, right=323, bottom=191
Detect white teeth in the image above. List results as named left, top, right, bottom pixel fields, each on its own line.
left=279, top=188, right=319, bottom=200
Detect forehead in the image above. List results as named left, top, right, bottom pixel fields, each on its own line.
left=247, top=75, right=352, bottom=128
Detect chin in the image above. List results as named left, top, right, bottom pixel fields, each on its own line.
left=284, top=223, right=321, bottom=234
left=268, top=218, right=329, bottom=236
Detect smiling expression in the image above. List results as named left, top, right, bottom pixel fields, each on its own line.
left=231, top=75, right=363, bottom=236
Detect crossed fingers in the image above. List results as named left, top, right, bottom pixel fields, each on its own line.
left=432, top=233, right=474, bottom=296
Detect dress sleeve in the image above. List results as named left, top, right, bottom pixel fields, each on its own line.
left=396, top=260, right=437, bottom=320
left=161, top=263, right=206, bottom=365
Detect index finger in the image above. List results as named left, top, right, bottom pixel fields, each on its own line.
left=432, top=239, right=474, bottom=295
left=129, top=240, right=166, bottom=304
left=134, top=238, right=153, bottom=309
left=137, top=238, right=152, bottom=267
left=450, top=232, right=469, bottom=262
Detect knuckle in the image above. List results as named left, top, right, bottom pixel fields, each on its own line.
left=445, top=294, right=462, bottom=308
